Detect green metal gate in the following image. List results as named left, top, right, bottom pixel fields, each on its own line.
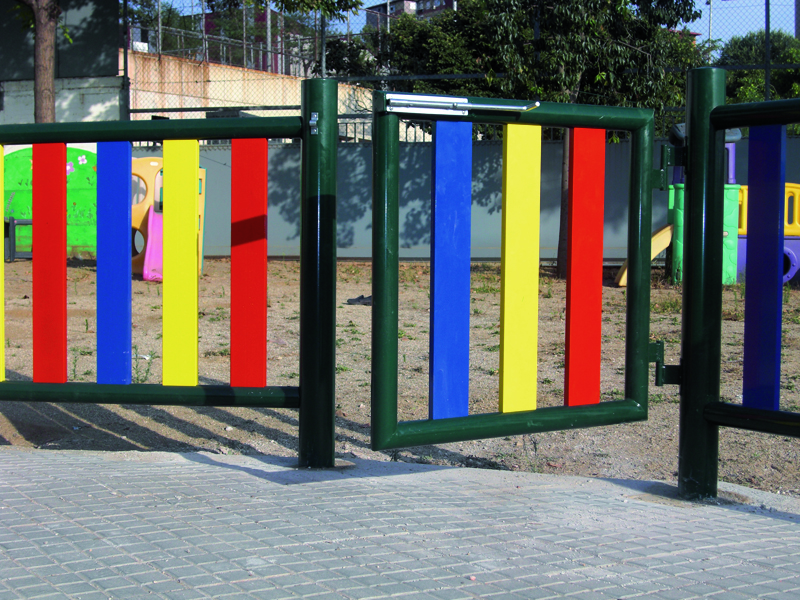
left=370, top=90, right=664, bottom=450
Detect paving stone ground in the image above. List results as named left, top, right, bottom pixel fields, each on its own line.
left=1, top=447, right=799, bottom=600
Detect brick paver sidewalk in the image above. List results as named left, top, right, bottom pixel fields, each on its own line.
left=1, top=447, right=799, bottom=599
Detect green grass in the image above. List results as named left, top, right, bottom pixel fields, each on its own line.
left=650, top=295, right=682, bottom=314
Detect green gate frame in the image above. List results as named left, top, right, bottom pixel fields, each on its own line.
left=0, top=78, right=339, bottom=468
left=676, top=68, right=800, bottom=498
left=370, top=90, right=661, bottom=451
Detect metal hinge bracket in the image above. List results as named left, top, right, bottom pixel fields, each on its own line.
left=649, top=340, right=682, bottom=386
left=652, top=145, right=687, bottom=191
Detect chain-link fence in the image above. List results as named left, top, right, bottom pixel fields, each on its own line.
left=691, top=0, right=799, bottom=104
left=124, top=2, right=396, bottom=121
left=122, top=1, right=799, bottom=136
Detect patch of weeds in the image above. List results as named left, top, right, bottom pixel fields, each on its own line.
left=285, top=372, right=299, bottom=379
left=398, top=329, right=416, bottom=340
left=132, top=345, right=155, bottom=383
left=472, top=307, right=484, bottom=315
left=335, top=338, right=345, bottom=348
left=342, top=320, right=361, bottom=335
left=650, top=295, right=682, bottom=314
left=204, top=347, right=231, bottom=357
left=335, top=365, right=352, bottom=374
left=541, top=378, right=554, bottom=385
left=649, top=393, right=678, bottom=404
left=209, top=307, right=230, bottom=323
left=473, top=284, right=500, bottom=294
left=486, top=344, right=500, bottom=352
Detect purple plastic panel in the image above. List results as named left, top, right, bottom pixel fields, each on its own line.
left=737, top=236, right=747, bottom=282
left=726, top=143, right=736, bottom=185
left=784, top=238, right=800, bottom=284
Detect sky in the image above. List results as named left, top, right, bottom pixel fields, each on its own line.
left=686, top=0, right=796, bottom=45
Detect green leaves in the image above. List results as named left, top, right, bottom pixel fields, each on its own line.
left=488, top=0, right=710, bottom=113
left=716, top=29, right=800, bottom=103
left=274, top=0, right=361, bottom=18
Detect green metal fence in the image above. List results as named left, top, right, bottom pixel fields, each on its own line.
left=675, top=68, right=800, bottom=499
left=0, top=78, right=339, bottom=468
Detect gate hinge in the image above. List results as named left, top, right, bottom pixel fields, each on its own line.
left=649, top=340, right=682, bottom=386
left=309, top=112, right=319, bottom=135
left=652, top=145, right=687, bottom=191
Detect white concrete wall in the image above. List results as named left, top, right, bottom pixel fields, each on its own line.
left=0, top=76, right=124, bottom=125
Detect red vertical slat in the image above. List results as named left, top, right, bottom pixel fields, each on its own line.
left=33, top=143, right=67, bottom=383
left=231, top=139, right=268, bottom=387
left=565, top=128, right=606, bottom=406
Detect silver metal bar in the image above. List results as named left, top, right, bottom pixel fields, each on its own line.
left=386, top=94, right=540, bottom=115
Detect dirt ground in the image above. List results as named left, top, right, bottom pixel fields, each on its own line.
left=0, top=258, right=798, bottom=498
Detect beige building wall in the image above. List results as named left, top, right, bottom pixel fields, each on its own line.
left=123, top=50, right=371, bottom=120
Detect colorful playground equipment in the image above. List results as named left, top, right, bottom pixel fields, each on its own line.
left=131, top=157, right=207, bottom=280
left=736, top=182, right=800, bottom=284
left=615, top=130, right=742, bottom=287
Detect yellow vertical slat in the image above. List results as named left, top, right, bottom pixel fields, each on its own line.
left=0, top=146, right=4, bottom=382
left=162, top=140, right=199, bottom=386
left=499, top=125, right=541, bottom=412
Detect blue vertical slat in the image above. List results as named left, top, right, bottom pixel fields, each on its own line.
left=743, top=125, right=786, bottom=410
left=97, top=142, right=133, bottom=384
left=429, top=121, right=472, bottom=419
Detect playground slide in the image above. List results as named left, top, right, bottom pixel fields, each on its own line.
left=131, top=157, right=207, bottom=278
left=615, top=224, right=673, bottom=287
left=143, top=206, right=164, bottom=282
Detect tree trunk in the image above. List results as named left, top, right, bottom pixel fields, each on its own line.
left=556, top=130, right=570, bottom=279
left=20, top=0, right=60, bottom=123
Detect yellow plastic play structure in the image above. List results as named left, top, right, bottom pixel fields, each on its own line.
left=131, top=157, right=206, bottom=275
left=737, top=183, right=800, bottom=235
left=614, top=224, right=674, bottom=287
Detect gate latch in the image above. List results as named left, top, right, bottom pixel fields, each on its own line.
left=309, top=112, right=319, bottom=135
left=649, top=340, right=682, bottom=386
left=652, top=144, right=686, bottom=191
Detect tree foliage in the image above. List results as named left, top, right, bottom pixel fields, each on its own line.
left=716, top=29, right=800, bottom=103
left=204, top=0, right=360, bottom=18
left=487, top=0, right=709, bottom=110
left=324, top=0, right=712, bottom=109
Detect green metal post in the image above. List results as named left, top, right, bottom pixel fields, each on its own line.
left=371, top=92, right=401, bottom=448
left=678, top=68, right=727, bottom=499
left=625, top=122, right=654, bottom=412
left=298, top=78, right=338, bottom=467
